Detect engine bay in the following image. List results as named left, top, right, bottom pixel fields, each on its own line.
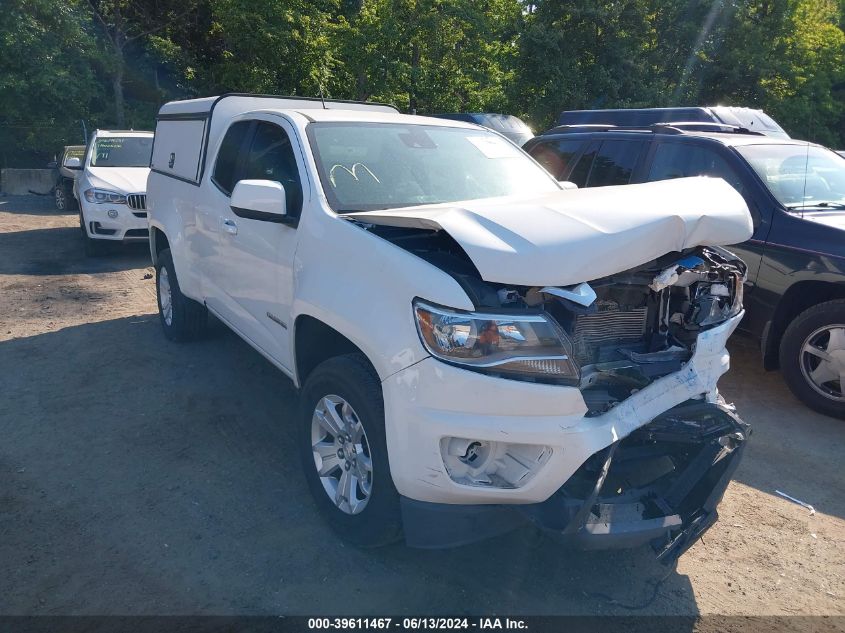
left=365, top=223, right=746, bottom=414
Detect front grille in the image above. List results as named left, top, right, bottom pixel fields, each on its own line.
left=127, top=194, right=146, bottom=210
left=132, top=211, right=147, bottom=218
left=124, top=228, right=149, bottom=239
left=572, top=303, right=648, bottom=365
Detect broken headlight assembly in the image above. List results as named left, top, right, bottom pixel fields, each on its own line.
left=413, top=300, right=579, bottom=384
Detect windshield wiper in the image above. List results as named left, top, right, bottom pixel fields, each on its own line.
left=786, top=201, right=845, bottom=210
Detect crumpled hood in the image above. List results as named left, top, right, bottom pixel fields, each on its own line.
left=347, top=177, right=753, bottom=286
left=86, top=167, right=150, bottom=194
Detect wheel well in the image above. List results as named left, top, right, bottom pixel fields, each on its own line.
left=151, top=228, right=170, bottom=263
left=764, top=281, right=845, bottom=368
left=294, top=316, right=370, bottom=386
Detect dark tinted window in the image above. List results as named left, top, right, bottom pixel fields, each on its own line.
left=648, top=142, right=744, bottom=193
left=586, top=140, right=646, bottom=187
left=241, top=122, right=304, bottom=216
left=212, top=121, right=251, bottom=195
left=568, top=146, right=596, bottom=187
left=529, top=140, right=584, bottom=180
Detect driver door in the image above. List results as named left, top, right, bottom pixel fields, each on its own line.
left=212, top=116, right=305, bottom=371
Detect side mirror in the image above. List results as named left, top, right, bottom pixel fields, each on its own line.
left=558, top=180, right=578, bottom=190
left=64, top=157, right=82, bottom=169
left=230, top=179, right=288, bottom=222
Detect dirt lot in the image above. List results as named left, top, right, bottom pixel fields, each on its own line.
left=1, top=195, right=843, bottom=618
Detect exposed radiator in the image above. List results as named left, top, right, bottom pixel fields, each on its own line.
left=572, top=303, right=648, bottom=365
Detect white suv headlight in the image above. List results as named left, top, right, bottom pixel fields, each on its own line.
left=84, top=188, right=127, bottom=204
left=413, top=300, right=579, bottom=384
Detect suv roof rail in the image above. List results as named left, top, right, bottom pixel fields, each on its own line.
left=545, top=122, right=765, bottom=136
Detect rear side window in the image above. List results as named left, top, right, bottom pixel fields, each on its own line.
left=240, top=122, right=304, bottom=216
left=212, top=121, right=251, bottom=195
left=529, top=139, right=584, bottom=180
left=648, top=142, right=744, bottom=194
left=586, top=140, right=646, bottom=187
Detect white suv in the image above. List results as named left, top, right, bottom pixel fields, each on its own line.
left=74, top=129, right=154, bottom=255
left=147, top=94, right=753, bottom=560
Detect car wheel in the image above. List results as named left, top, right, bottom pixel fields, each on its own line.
left=65, top=183, right=79, bottom=211
left=79, top=212, right=108, bottom=257
left=299, top=353, right=402, bottom=547
left=54, top=186, right=67, bottom=211
left=780, top=299, right=845, bottom=419
left=155, top=248, right=208, bottom=342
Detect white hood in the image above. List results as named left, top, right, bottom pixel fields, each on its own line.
left=86, top=167, right=150, bottom=194
left=347, top=177, right=753, bottom=286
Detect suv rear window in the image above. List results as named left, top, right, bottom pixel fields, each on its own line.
left=569, top=140, right=646, bottom=187
left=529, top=140, right=584, bottom=180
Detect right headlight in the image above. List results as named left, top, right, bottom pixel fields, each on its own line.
left=84, top=188, right=127, bottom=204
left=413, top=300, right=579, bottom=384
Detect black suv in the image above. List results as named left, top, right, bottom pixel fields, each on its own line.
left=524, top=124, right=845, bottom=419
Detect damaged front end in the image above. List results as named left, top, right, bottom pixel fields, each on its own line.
left=355, top=191, right=750, bottom=558
left=524, top=401, right=749, bottom=562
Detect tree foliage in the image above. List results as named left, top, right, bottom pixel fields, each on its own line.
left=2, top=0, right=844, bottom=166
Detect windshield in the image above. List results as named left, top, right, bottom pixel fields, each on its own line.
left=307, top=123, right=559, bottom=212
left=737, top=144, right=845, bottom=209
left=90, top=136, right=153, bottom=168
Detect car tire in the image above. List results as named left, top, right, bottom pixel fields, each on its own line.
left=780, top=299, right=845, bottom=419
left=66, top=183, right=79, bottom=211
left=79, top=212, right=108, bottom=257
left=299, top=353, right=403, bottom=547
left=54, top=185, right=67, bottom=211
left=155, top=248, right=208, bottom=342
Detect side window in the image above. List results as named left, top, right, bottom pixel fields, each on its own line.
left=240, top=122, right=304, bottom=217
left=212, top=121, right=251, bottom=195
left=568, top=146, right=597, bottom=187
left=586, top=140, right=647, bottom=187
left=529, top=139, right=584, bottom=180
left=648, top=143, right=744, bottom=194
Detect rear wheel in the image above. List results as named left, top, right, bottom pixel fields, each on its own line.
left=155, top=248, right=208, bottom=341
left=780, top=299, right=845, bottom=419
left=299, top=354, right=402, bottom=547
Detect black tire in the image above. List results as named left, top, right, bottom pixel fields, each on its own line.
left=298, top=354, right=402, bottom=547
left=65, top=182, right=79, bottom=211
left=55, top=181, right=78, bottom=211
left=79, top=212, right=109, bottom=257
left=155, top=248, right=208, bottom=342
left=779, top=299, right=845, bottom=419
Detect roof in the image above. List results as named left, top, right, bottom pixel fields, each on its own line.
left=94, top=129, right=154, bottom=137
left=158, top=94, right=400, bottom=119
left=536, top=126, right=814, bottom=149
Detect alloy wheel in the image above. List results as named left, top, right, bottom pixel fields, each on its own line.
left=800, top=324, right=845, bottom=401
left=159, top=267, right=173, bottom=326
left=310, top=394, right=373, bottom=515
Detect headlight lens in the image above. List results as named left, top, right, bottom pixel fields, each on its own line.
left=413, top=300, right=579, bottom=383
left=84, top=188, right=127, bottom=204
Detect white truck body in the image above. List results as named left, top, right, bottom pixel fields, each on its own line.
left=147, top=94, right=752, bottom=555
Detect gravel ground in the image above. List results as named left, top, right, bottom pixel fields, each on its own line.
left=0, top=195, right=843, bottom=618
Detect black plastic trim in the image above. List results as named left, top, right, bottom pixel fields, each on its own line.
left=231, top=206, right=299, bottom=227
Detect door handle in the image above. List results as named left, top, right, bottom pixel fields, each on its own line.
left=222, top=218, right=238, bottom=235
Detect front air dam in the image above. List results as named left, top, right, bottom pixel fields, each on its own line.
left=400, top=401, right=749, bottom=563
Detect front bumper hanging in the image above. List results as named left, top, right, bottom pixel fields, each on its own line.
left=401, top=401, right=749, bottom=562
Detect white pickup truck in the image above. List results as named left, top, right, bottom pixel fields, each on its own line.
left=73, top=129, right=154, bottom=255
left=147, top=94, right=753, bottom=560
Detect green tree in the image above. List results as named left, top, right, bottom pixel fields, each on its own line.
left=0, top=0, right=102, bottom=167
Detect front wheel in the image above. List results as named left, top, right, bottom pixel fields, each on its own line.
left=298, top=354, right=402, bottom=547
left=780, top=299, right=845, bottom=419
left=155, top=248, right=208, bottom=341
